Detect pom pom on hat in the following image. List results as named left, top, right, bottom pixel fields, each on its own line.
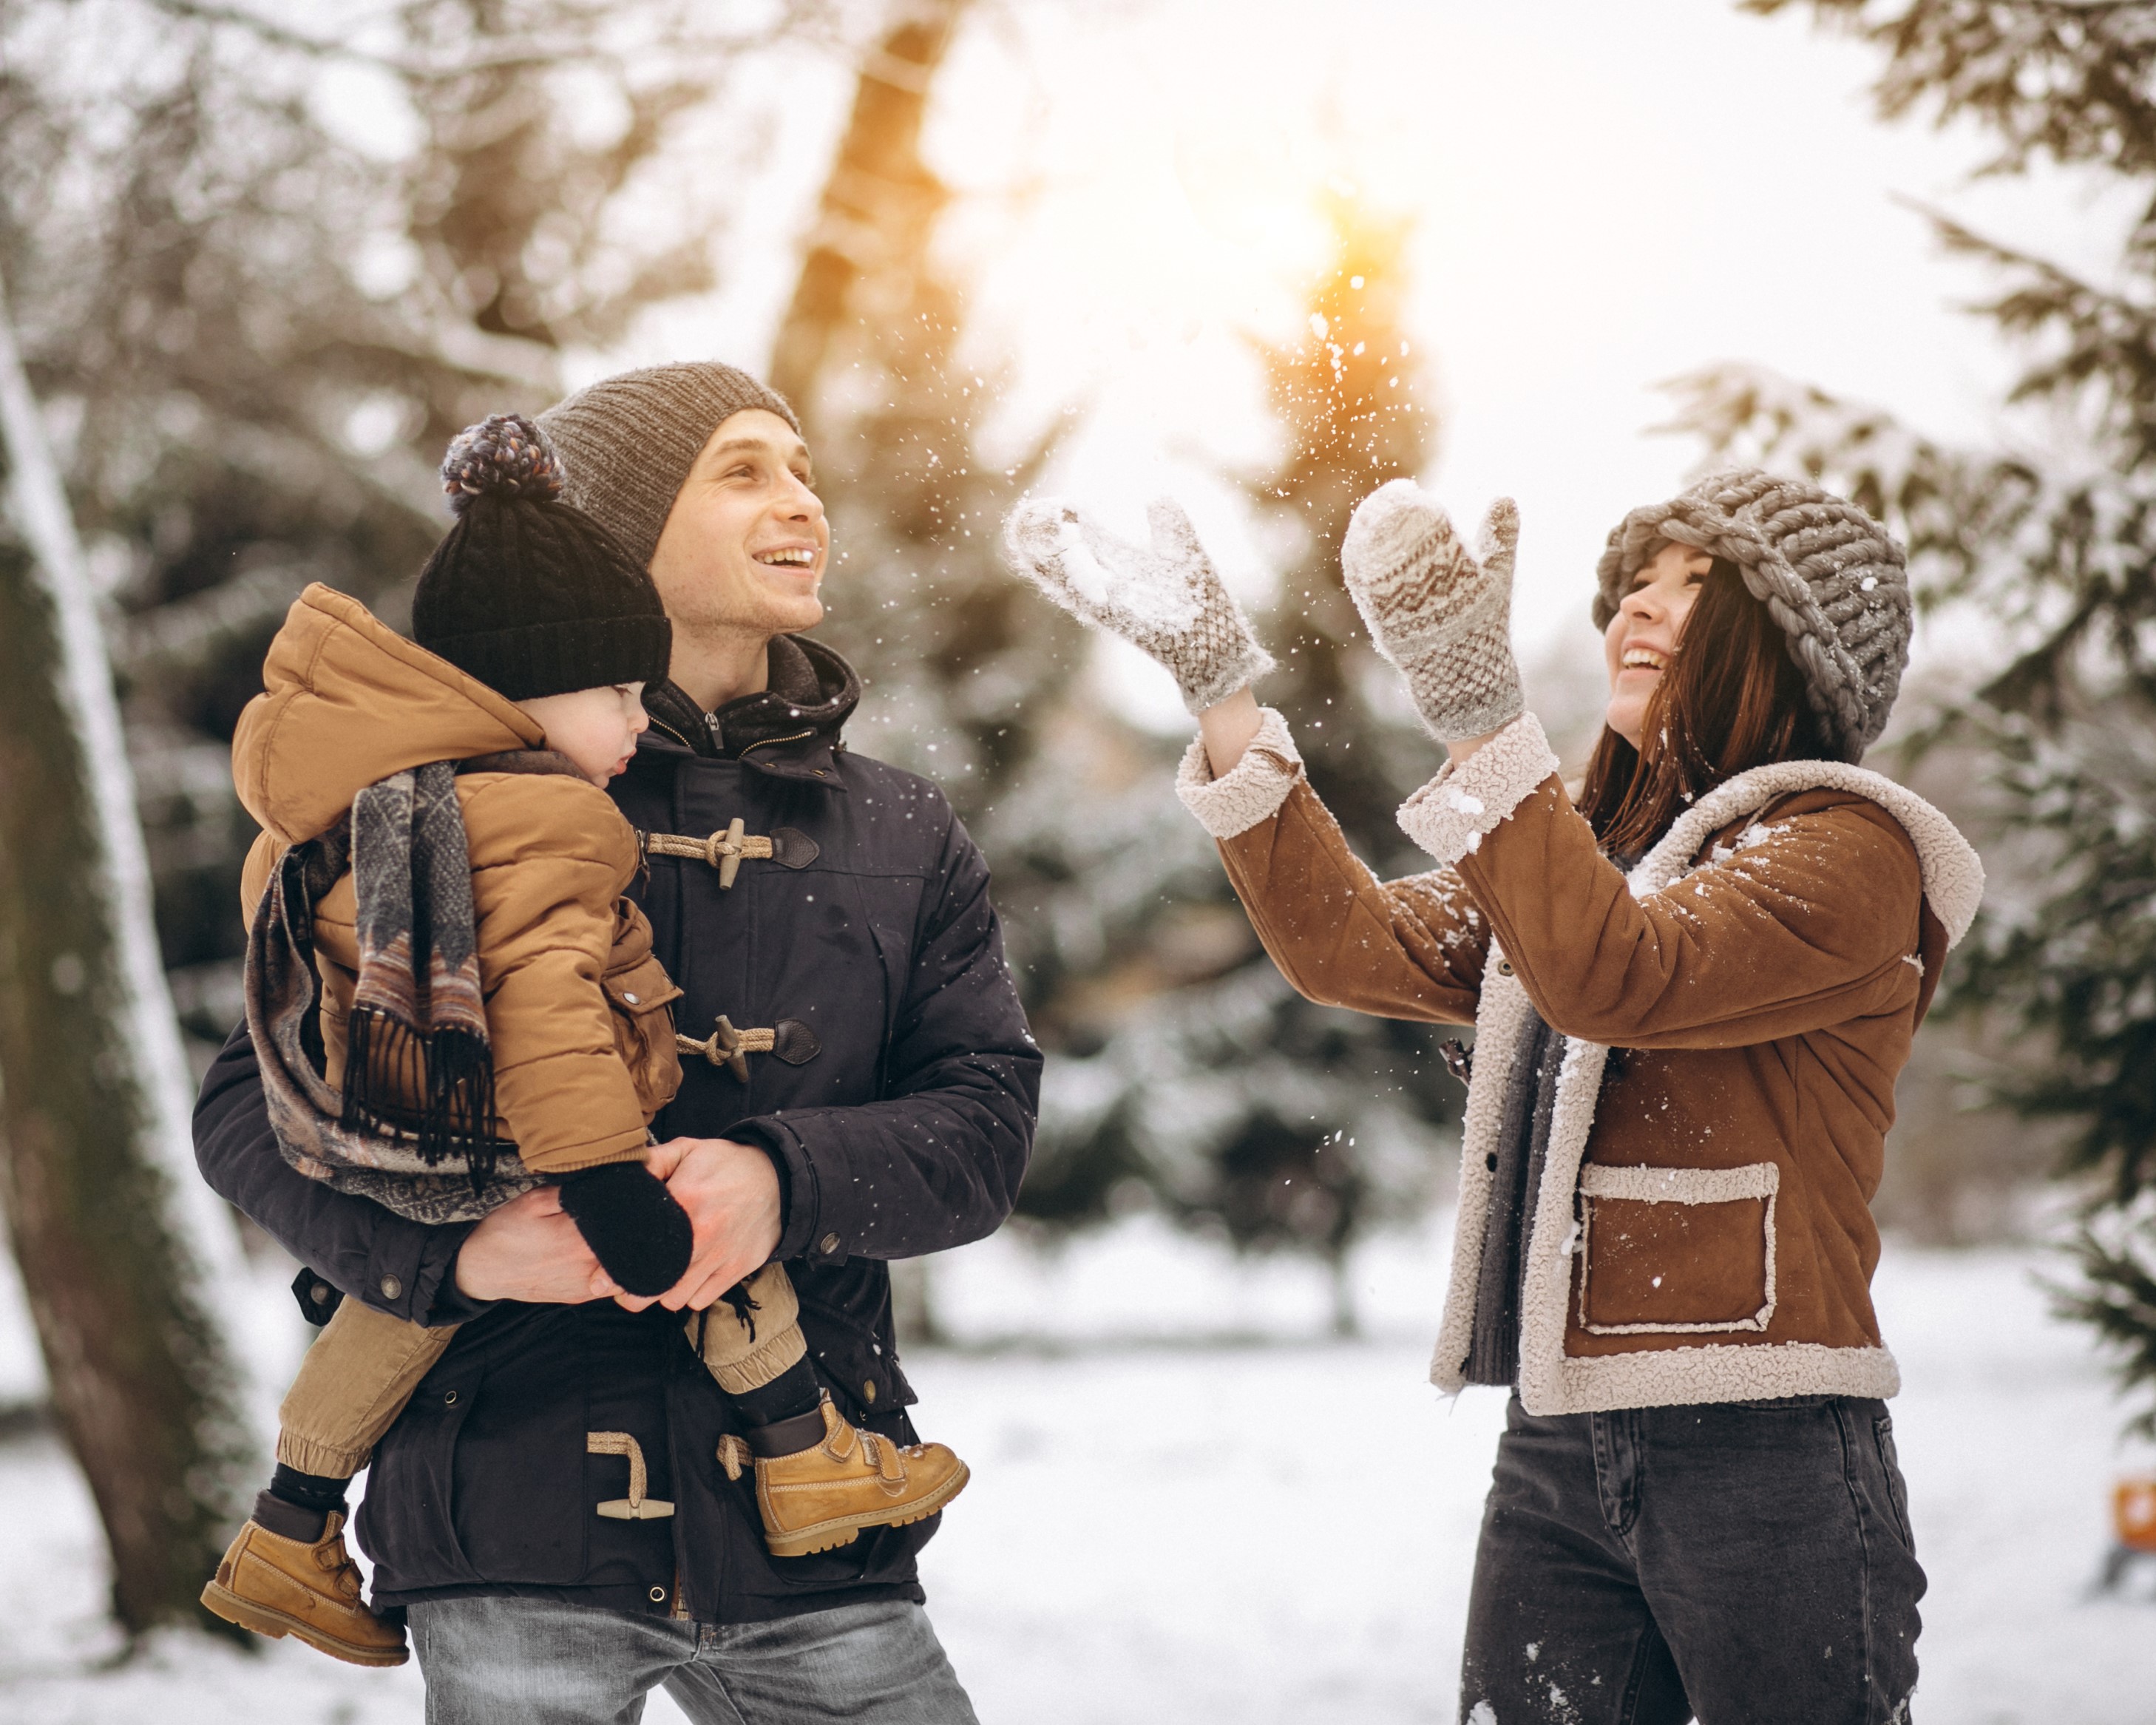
left=441, top=413, right=564, bottom=515
left=415, top=410, right=670, bottom=702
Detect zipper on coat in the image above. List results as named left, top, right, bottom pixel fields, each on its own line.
left=739, top=729, right=816, bottom=759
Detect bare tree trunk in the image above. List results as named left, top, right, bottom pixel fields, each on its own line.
left=1328, top=1251, right=1360, bottom=1341
left=770, top=0, right=976, bottom=1349
left=767, top=0, right=968, bottom=416
left=0, top=268, right=252, bottom=1638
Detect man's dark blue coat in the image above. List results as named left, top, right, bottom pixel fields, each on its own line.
left=193, top=638, right=1040, bottom=1622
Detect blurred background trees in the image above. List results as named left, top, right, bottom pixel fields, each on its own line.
left=16, top=0, right=2156, bottom=1642
left=0, top=0, right=1471, bottom=1629
left=750, top=0, right=1460, bottom=1335
left=1687, top=0, right=2156, bottom=1430
left=0, top=0, right=838, bottom=1635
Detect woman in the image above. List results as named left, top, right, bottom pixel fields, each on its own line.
left=1004, top=472, right=1978, bottom=1725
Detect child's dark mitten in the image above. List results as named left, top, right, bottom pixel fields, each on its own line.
left=557, top=1163, right=694, bottom=1298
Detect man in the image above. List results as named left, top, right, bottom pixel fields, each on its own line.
left=194, top=362, right=1039, bottom=1722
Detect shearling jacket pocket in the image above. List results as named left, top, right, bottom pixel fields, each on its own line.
left=1575, top=1162, right=1779, bottom=1335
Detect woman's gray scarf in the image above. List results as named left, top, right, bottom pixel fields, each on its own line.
left=1462, top=1013, right=1568, bottom=1386
left=242, top=755, right=573, bottom=1224
left=1461, top=847, right=1639, bottom=1387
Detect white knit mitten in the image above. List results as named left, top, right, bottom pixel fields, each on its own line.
left=1340, top=479, right=1524, bottom=742
left=1003, top=496, right=1274, bottom=714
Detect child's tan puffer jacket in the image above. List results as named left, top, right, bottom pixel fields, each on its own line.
left=233, top=584, right=682, bottom=1176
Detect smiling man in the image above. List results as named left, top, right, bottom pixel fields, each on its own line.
left=192, top=362, right=1039, bottom=1723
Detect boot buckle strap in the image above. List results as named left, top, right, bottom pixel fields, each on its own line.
left=858, top=1431, right=908, bottom=1492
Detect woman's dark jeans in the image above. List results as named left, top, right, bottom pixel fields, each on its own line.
left=1460, top=1394, right=1924, bottom=1725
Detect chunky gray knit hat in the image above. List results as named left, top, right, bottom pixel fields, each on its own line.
left=536, top=362, right=801, bottom=571
left=1592, top=469, right=1911, bottom=762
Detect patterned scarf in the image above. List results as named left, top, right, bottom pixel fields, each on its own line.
left=242, top=756, right=574, bottom=1224
left=339, top=762, right=494, bottom=1170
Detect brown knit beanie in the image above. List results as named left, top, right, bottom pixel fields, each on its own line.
left=536, top=362, right=801, bottom=571
left=1593, top=469, right=1911, bottom=763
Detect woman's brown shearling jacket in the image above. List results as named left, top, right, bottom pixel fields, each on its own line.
left=233, top=585, right=682, bottom=1176
left=1176, top=707, right=1984, bottom=1415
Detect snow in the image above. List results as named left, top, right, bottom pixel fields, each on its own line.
left=1, top=1219, right=2151, bottom=1723
left=1040, top=512, right=1201, bottom=636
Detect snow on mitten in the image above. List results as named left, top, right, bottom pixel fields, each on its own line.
left=1340, top=479, right=1525, bottom=743
left=1003, top=496, right=1274, bottom=714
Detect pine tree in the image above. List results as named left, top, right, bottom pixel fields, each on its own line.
left=1686, top=0, right=2156, bottom=1430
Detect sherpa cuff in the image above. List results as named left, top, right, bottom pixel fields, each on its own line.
left=1176, top=707, right=1304, bottom=839
left=1395, top=711, right=1559, bottom=867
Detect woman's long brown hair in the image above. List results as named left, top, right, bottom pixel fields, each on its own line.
left=1577, top=558, right=1831, bottom=858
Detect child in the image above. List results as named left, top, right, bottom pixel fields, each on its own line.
left=200, top=416, right=967, bottom=1667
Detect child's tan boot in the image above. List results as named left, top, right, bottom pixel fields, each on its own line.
left=719, top=1393, right=969, bottom=1559
left=200, top=1509, right=409, bottom=1667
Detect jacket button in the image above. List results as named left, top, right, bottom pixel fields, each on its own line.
left=649, top=1585, right=668, bottom=1604
left=379, top=1274, right=402, bottom=1301
left=820, top=1233, right=841, bottom=1255
left=862, top=1380, right=878, bottom=1403
left=623, top=991, right=639, bottom=1005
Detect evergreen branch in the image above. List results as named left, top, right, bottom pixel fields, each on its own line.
left=1746, top=1, right=2156, bottom=188
left=2050, top=1219, right=2156, bottom=1437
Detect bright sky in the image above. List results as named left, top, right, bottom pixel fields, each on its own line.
left=317, top=0, right=2121, bottom=724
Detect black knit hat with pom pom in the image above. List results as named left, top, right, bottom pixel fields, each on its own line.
left=413, top=413, right=671, bottom=701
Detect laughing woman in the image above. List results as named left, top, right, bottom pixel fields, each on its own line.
left=1003, top=473, right=1979, bottom=1725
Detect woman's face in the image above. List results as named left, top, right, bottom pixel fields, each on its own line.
left=1603, top=540, right=1715, bottom=748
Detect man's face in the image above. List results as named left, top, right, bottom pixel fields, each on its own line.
left=647, top=408, right=828, bottom=639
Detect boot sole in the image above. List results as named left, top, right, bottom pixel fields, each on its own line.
left=200, top=1580, right=410, bottom=1667
left=765, top=1462, right=970, bottom=1559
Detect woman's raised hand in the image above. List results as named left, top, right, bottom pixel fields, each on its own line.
left=1341, top=479, right=1525, bottom=744
left=1003, top=495, right=1274, bottom=714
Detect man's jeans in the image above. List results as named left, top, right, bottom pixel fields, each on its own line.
left=1460, top=1394, right=1925, bottom=1725
left=408, top=1595, right=980, bottom=1725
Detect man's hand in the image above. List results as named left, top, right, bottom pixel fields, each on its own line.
left=618, top=1136, right=783, bottom=1312
left=454, top=1185, right=619, bottom=1304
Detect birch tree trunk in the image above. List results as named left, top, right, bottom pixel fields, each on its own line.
left=0, top=267, right=253, bottom=1637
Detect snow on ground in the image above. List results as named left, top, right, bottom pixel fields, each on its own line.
left=1, top=1216, right=2150, bottom=1724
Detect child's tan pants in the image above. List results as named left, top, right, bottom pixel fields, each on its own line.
left=277, top=1261, right=809, bottom=1477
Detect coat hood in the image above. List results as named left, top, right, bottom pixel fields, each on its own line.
left=233, top=583, right=543, bottom=845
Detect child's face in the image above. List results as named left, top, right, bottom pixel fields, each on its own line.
left=517, top=683, right=649, bottom=786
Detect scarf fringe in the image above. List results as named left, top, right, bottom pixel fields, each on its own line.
left=341, top=1007, right=503, bottom=1193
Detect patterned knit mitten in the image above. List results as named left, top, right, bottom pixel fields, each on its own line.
left=1003, top=496, right=1275, bottom=714
left=1340, top=479, right=1524, bottom=742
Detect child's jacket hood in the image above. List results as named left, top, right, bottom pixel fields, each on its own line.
left=233, top=583, right=544, bottom=845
